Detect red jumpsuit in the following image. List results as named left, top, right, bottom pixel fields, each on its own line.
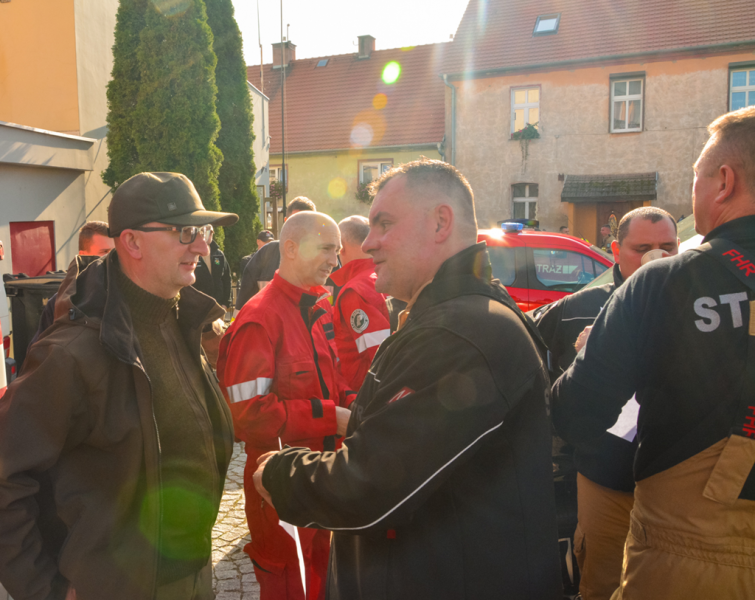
left=330, top=258, right=390, bottom=390
left=217, top=273, right=355, bottom=600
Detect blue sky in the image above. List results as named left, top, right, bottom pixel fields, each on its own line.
left=230, top=0, right=469, bottom=66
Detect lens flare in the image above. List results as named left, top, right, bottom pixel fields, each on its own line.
left=372, top=93, right=388, bottom=110
left=382, top=62, right=401, bottom=85
left=350, top=123, right=374, bottom=147
left=328, top=178, right=347, bottom=199
left=151, top=0, right=191, bottom=16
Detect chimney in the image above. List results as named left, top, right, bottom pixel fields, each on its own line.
left=357, top=35, right=375, bottom=59
left=272, top=41, right=296, bottom=68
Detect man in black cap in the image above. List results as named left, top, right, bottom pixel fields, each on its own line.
left=0, top=172, right=238, bottom=600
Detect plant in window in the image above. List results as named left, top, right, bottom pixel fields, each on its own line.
left=355, top=181, right=373, bottom=205
left=269, top=180, right=284, bottom=202
left=511, top=122, right=540, bottom=164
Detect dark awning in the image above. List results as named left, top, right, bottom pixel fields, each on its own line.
left=561, top=172, right=657, bottom=203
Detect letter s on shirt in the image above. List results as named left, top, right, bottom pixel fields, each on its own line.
left=694, top=296, right=720, bottom=332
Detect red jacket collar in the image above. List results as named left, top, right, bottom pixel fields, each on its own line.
left=329, top=258, right=375, bottom=287
left=270, top=272, right=328, bottom=306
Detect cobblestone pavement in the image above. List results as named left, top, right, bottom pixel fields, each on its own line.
left=212, top=443, right=260, bottom=600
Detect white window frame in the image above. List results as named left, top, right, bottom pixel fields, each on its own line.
left=269, top=165, right=288, bottom=188
left=730, top=68, right=755, bottom=111
left=512, top=183, right=537, bottom=219
left=533, top=13, right=561, bottom=36
left=610, top=78, right=643, bottom=133
left=511, top=87, right=540, bottom=135
left=359, top=160, right=393, bottom=184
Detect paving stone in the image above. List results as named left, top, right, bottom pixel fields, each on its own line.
left=213, top=443, right=258, bottom=595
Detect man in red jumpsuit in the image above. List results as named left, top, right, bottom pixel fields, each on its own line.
left=217, top=211, right=355, bottom=600
left=330, top=216, right=390, bottom=390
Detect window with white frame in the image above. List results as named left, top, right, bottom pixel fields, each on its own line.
left=730, top=68, right=755, bottom=111
left=360, top=160, right=393, bottom=184
left=511, top=87, right=539, bottom=134
left=611, top=78, right=643, bottom=133
left=270, top=165, right=288, bottom=188
left=512, top=183, right=538, bottom=219
left=533, top=13, right=560, bottom=36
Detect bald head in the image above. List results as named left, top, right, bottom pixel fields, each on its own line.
left=279, top=212, right=341, bottom=290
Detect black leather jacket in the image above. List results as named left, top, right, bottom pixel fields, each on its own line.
left=263, top=244, right=562, bottom=600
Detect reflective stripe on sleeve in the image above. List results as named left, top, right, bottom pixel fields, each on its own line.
left=227, top=377, right=273, bottom=403
left=355, top=329, right=390, bottom=353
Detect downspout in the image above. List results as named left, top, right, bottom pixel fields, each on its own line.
left=442, top=74, right=456, bottom=166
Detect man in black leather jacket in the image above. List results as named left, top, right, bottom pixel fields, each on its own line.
left=251, top=158, right=562, bottom=600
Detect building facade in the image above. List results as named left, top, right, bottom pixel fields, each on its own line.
left=443, top=0, right=755, bottom=243
left=247, top=37, right=447, bottom=228
left=0, top=0, right=118, bottom=338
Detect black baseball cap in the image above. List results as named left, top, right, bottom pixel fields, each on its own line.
left=108, top=172, right=238, bottom=236
left=257, top=230, right=274, bottom=242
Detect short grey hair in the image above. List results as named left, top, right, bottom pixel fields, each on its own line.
left=338, top=215, right=370, bottom=246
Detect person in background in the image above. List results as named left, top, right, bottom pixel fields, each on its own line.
left=78, top=221, right=115, bottom=257
left=560, top=225, right=570, bottom=235
left=600, top=224, right=616, bottom=252
left=0, top=172, right=237, bottom=600
left=235, top=197, right=316, bottom=310
left=533, top=206, right=679, bottom=600
left=552, top=106, right=755, bottom=598
left=238, top=230, right=275, bottom=277
left=252, top=158, right=562, bottom=600
left=31, top=221, right=116, bottom=345
left=193, top=239, right=231, bottom=310
left=330, top=215, right=390, bottom=390
left=218, top=211, right=355, bottom=600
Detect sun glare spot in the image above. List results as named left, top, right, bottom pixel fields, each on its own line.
left=151, top=0, right=191, bottom=17
left=328, top=178, right=347, bottom=199
left=372, top=93, right=388, bottom=110
left=350, top=123, right=374, bottom=147
left=382, top=62, right=401, bottom=85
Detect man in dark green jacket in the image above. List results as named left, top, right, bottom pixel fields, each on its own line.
left=0, top=173, right=237, bottom=600
left=253, top=159, right=562, bottom=600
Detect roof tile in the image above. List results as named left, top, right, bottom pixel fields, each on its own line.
left=248, top=43, right=448, bottom=154
left=444, top=0, right=755, bottom=75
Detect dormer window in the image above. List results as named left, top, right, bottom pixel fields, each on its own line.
left=534, top=13, right=560, bottom=36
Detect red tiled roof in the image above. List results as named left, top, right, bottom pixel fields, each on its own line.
left=247, top=43, right=448, bottom=154
left=444, top=0, right=755, bottom=76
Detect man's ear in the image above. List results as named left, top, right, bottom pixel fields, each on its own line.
left=714, top=164, right=737, bottom=206
left=282, top=238, right=298, bottom=260
left=117, top=231, right=143, bottom=260
left=434, top=204, right=454, bottom=243
left=610, top=239, right=620, bottom=263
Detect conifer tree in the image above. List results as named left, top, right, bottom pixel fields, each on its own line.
left=102, top=0, right=147, bottom=188
left=133, top=0, right=225, bottom=245
left=204, top=0, right=260, bottom=271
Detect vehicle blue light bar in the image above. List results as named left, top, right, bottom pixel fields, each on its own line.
left=501, top=222, right=524, bottom=233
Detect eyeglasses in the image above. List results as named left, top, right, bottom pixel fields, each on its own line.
left=134, top=224, right=214, bottom=245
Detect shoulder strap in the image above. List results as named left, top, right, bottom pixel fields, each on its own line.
left=691, top=238, right=755, bottom=291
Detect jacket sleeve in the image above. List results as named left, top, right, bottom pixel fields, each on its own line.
left=551, top=280, right=640, bottom=445
left=334, top=289, right=390, bottom=390
left=262, top=326, right=541, bottom=532
left=531, top=298, right=565, bottom=381
left=0, top=342, right=85, bottom=600
left=217, top=322, right=339, bottom=447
